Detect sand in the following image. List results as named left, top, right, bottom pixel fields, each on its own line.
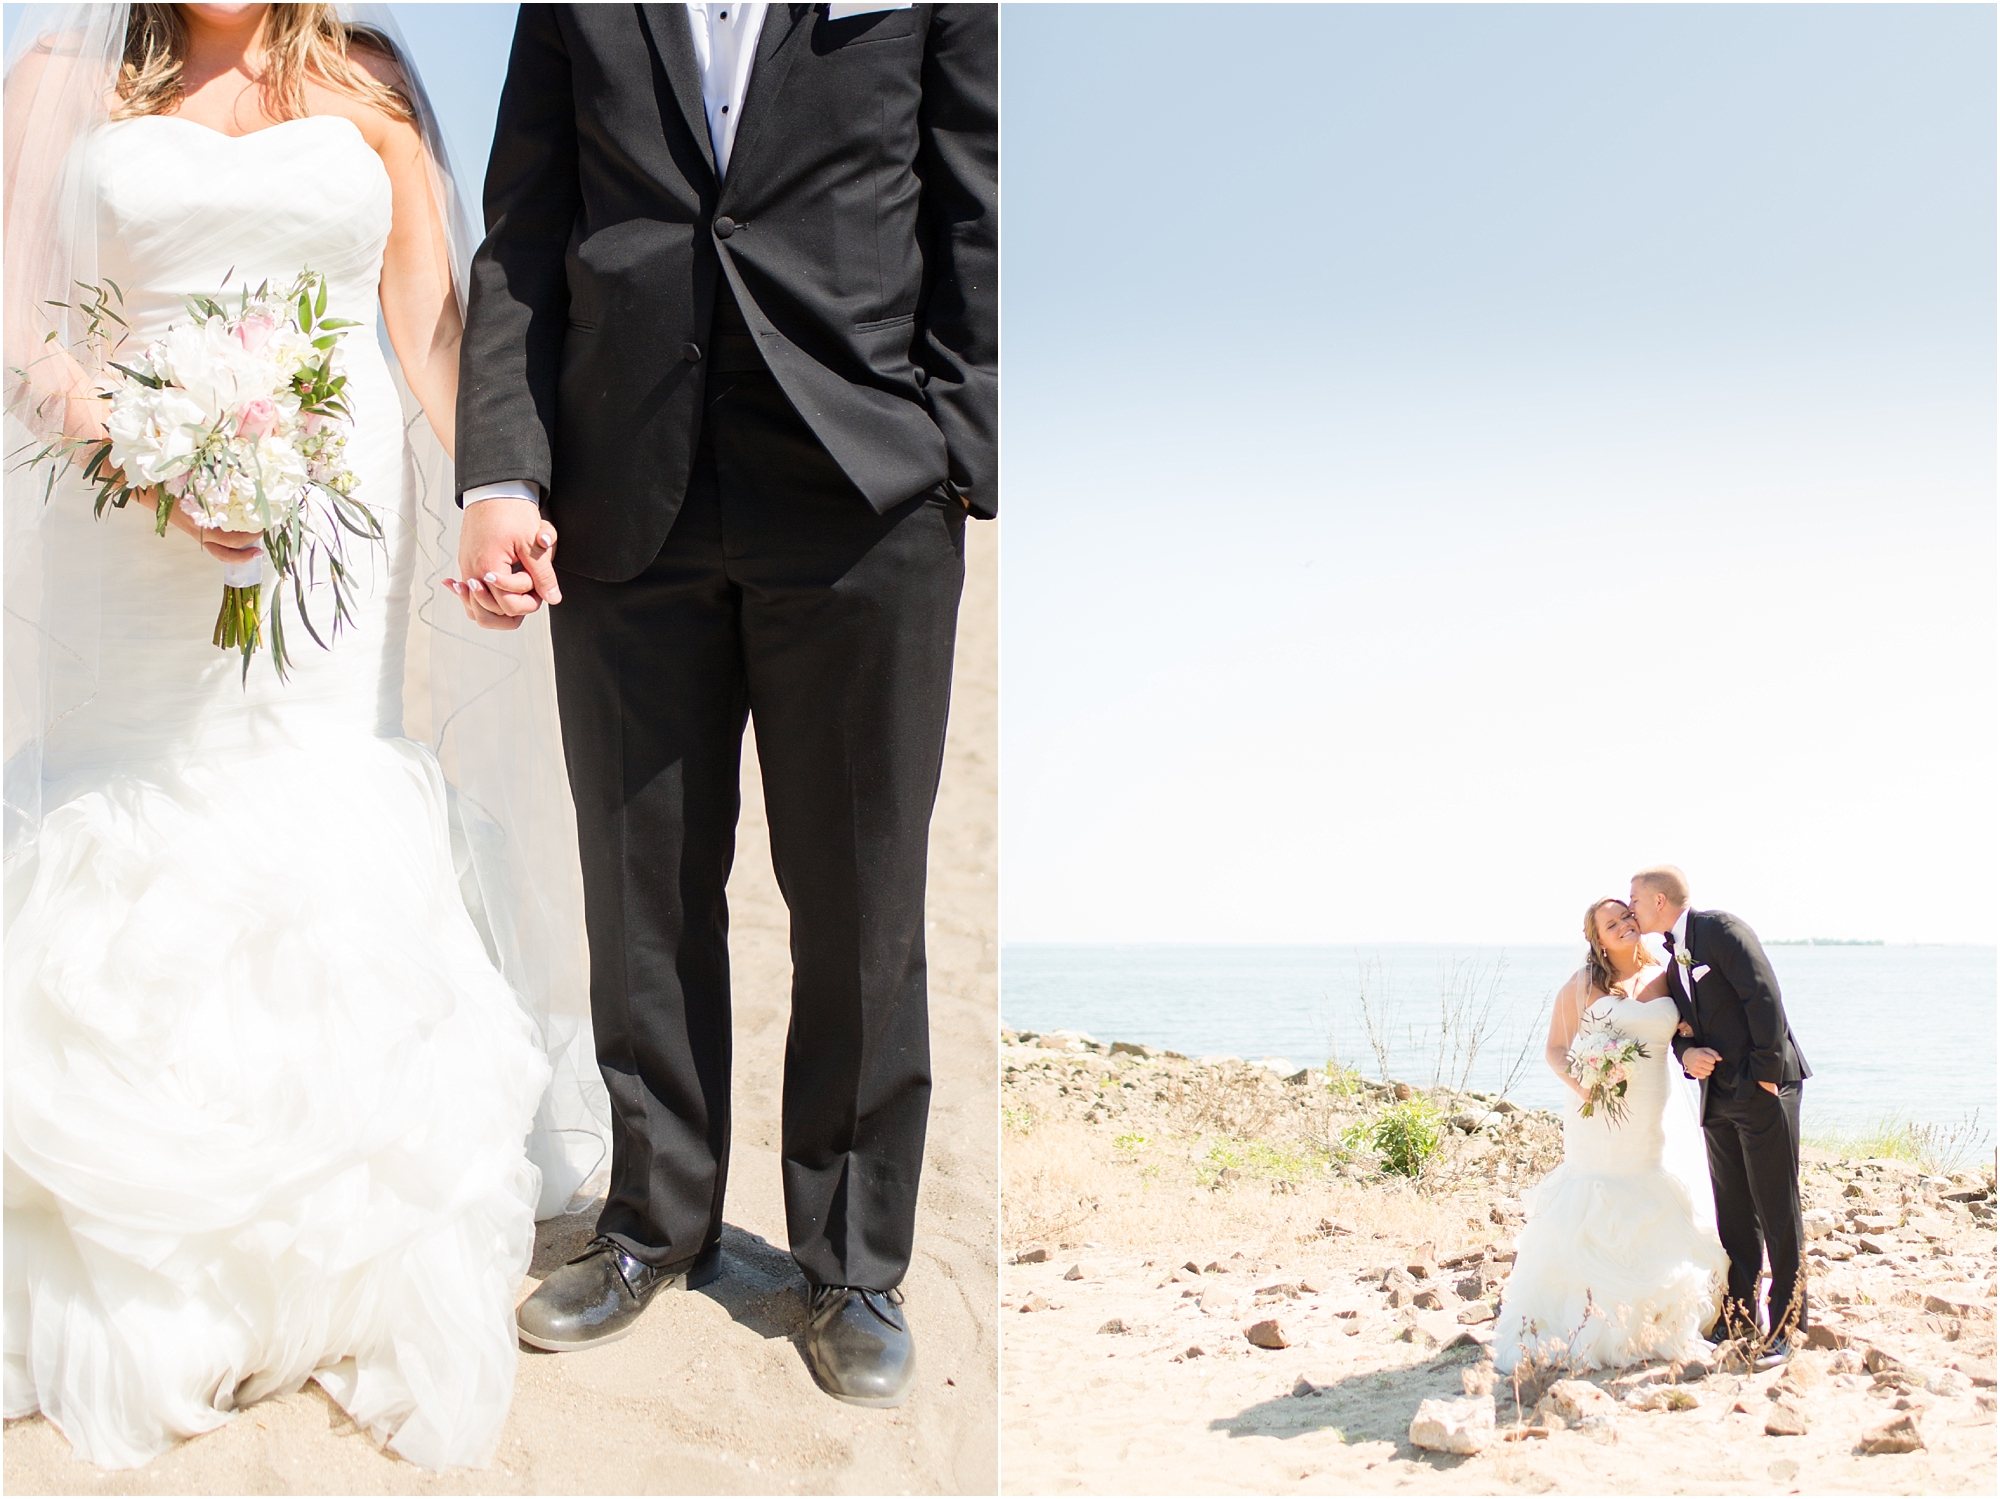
left=3, top=524, right=998, bottom=1496
left=1000, top=1031, right=1998, bottom=1495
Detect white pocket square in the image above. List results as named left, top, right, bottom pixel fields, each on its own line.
left=1691, top=964, right=1711, bottom=983
left=827, top=2, right=913, bottom=17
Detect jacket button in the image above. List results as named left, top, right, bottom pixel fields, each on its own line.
left=912, top=366, right=929, bottom=388
left=714, top=216, right=738, bottom=239
left=682, top=342, right=702, bottom=363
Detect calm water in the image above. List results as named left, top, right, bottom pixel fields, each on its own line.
left=1002, top=944, right=1996, bottom=1138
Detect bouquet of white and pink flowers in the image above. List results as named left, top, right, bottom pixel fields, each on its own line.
left=1567, top=1023, right=1651, bottom=1123
left=16, top=271, right=382, bottom=677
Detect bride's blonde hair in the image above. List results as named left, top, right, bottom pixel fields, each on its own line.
left=114, top=4, right=414, bottom=124
left=1582, top=898, right=1636, bottom=999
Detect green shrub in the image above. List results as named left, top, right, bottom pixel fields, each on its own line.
left=1345, top=1098, right=1446, bottom=1178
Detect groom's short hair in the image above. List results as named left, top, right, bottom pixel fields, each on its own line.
left=1633, top=864, right=1690, bottom=907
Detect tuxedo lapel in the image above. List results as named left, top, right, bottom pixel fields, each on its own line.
left=639, top=4, right=718, bottom=181
left=724, top=3, right=813, bottom=186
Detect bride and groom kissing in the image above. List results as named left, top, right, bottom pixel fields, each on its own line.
left=4, top=0, right=994, bottom=1471
left=1494, top=865, right=1812, bottom=1377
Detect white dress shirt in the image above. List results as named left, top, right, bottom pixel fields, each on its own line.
left=465, top=3, right=769, bottom=508
left=686, top=2, right=768, bottom=176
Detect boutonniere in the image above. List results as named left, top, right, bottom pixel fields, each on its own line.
left=1675, top=948, right=1693, bottom=967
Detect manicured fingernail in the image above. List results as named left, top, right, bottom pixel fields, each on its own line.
left=539, top=532, right=554, bottom=546
left=549, top=591, right=562, bottom=604
left=484, top=572, right=498, bottom=584
left=469, top=578, right=484, bottom=592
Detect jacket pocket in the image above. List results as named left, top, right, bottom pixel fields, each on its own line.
left=854, top=311, right=914, bottom=334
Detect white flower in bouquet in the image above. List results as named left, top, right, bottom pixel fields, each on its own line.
left=102, top=384, right=207, bottom=485
left=1567, top=1021, right=1650, bottom=1124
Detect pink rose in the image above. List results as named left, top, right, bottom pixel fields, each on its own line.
left=234, top=314, right=278, bottom=355
left=236, top=397, right=278, bottom=439
left=301, top=410, right=324, bottom=435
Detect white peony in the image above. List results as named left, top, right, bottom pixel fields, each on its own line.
left=105, top=385, right=209, bottom=486
left=157, top=316, right=286, bottom=421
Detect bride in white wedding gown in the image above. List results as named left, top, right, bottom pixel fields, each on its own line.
left=1491, top=898, right=1728, bottom=1374
left=3, top=4, right=604, bottom=1470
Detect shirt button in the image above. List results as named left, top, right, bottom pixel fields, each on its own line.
left=682, top=342, right=702, bottom=363
left=714, top=216, right=738, bottom=238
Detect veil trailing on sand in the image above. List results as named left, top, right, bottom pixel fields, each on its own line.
left=2, top=2, right=610, bottom=1217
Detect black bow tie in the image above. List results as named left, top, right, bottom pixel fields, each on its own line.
left=1662, top=930, right=1678, bottom=953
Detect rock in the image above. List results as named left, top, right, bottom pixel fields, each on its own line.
left=1456, top=1301, right=1496, bottom=1325
left=1098, top=1318, right=1128, bottom=1335
left=1952, top=1357, right=1996, bottom=1387
left=1854, top=1213, right=1903, bottom=1234
left=1182, top=1344, right=1206, bottom=1359
left=1063, top=1263, right=1093, bottom=1281
left=1108, top=1040, right=1151, bottom=1058
left=1455, top=1273, right=1486, bottom=1300
left=1802, top=1323, right=1849, bottom=1351
left=1492, top=1099, right=1520, bottom=1114
left=1857, top=1234, right=1893, bottom=1255
left=1181, top=1260, right=1203, bottom=1275
left=1019, top=1295, right=1050, bottom=1313
left=1391, top=1082, right=1415, bottom=1101
left=1297, top=1275, right=1325, bottom=1294
left=1198, top=1288, right=1243, bottom=1316
left=1216, top=1167, right=1242, bottom=1186
left=1202, top=1261, right=1227, bottom=1274
left=1776, top=1356, right=1827, bottom=1394
left=1629, top=1385, right=1700, bottom=1412
left=1803, top=1208, right=1836, bottom=1240
left=1857, top=1412, right=1925, bottom=1454
left=1407, top=1244, right=1438, bottom=1279
left=1923, top=1287, right=1994, bottom=1320
left=1015, top=1245, right=1050, bottom=1264
left=1409, top=1394, right=1496, bottom=1455
left=1764, top=1398, right=1810, bottom=1436
left=1256, top=1281, right=1302, bottom=1299
left=1412, top=1289, right=1445, bottom=1312
left=1537, top=1379, right=1618, bottom=1428
left=1285, top=1068, right=1312, bottom=1085
left=1244, top=1318, right=1293, bottom=1350
left=1292, top=1374, right=1332, bottom=1397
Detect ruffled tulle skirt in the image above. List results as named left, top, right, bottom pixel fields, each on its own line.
left=3, top=736, right=550, bottom=1469
left=1492, top=1159, right=1727, bottom=1374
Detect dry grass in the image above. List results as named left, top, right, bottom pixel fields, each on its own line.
left=1003, top=1118, right=1494, bottom=1266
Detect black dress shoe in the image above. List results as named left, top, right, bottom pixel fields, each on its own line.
left=1753, top=1334, right=1796, bottom=1371
left=804, top=1285, right=915, bottom=1408
left=517, top=1236, right=721, bottom=1352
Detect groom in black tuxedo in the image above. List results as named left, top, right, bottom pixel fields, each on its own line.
left=449, top=3, right=995, bottom=1407
left=1630, top=865, right=1811, bottom=1365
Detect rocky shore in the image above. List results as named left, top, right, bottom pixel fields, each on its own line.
left=1001, top=1028, right=1997, bottom=1494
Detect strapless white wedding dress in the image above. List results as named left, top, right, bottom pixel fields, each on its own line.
left=4, top=116, right=548, bottom=1470
left=1492, top=985, right=1727, bottom=1373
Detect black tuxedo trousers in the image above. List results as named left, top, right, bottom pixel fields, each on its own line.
left=548, top=367, right=964, bottom=1291
left=1704, top=1082, right=1808, bottom=1338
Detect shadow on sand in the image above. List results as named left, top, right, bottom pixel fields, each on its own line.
left=1207, top=1339, right=1497, bottom=1469
left=528, top=1202, right=812, bottom=1348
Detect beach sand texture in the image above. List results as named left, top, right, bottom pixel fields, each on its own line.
left=3, top=524, right=999, bottom=1496
left=1001, top=1030, right=1997, bottom=1495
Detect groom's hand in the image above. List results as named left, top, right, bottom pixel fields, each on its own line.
left=1681, top=1047, right=1721, bottom=1080
left=1759, top=1080, right=1779, bottom=1095
left=451, top=498, right=561, bottom=631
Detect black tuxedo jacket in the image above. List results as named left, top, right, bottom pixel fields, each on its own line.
left=456, top=3, right=997, bottom=581
left=1667, top=909, right=1811, bottom=1102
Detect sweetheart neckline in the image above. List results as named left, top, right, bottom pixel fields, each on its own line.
left=103, top=113, right=370, bottom=148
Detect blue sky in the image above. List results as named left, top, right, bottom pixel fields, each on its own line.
left=1001, top=2, right=1996, bottom=945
